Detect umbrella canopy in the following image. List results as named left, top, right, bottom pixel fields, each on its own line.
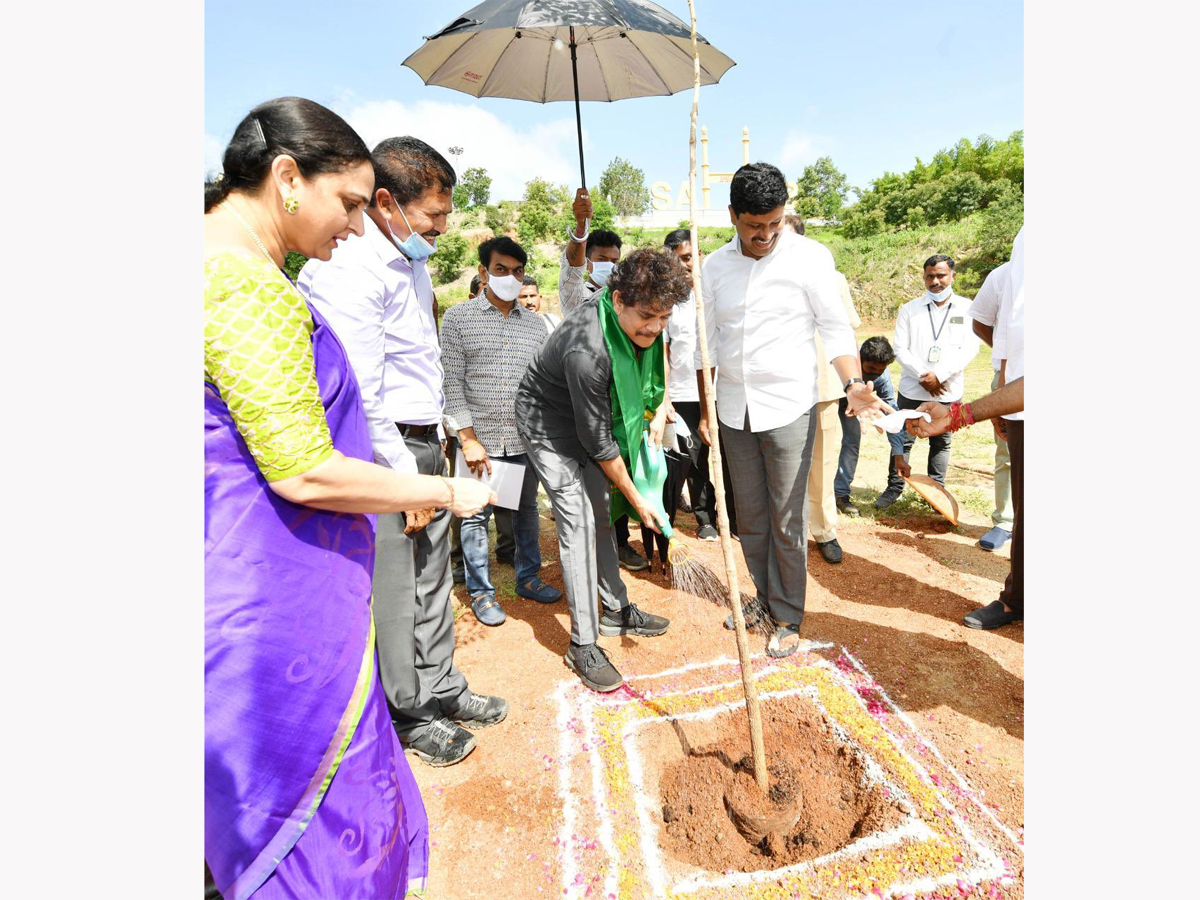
left=402, top=0, right=736, bottom=103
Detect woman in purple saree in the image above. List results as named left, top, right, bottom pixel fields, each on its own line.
left=204, top=98, right=493, bottom=899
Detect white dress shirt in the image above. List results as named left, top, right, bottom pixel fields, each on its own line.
left=296, top=217, right=444, bottom=473
left=696, top=229, right=857, bottom=432
left=665, top=290, right=699, bottom=403
left=893, top=290, right=979, bottom=403
left=993, top=227, right=1024, bottom=421
left=967, top=262, right=1011, bottom=373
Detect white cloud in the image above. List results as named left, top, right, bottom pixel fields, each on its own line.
left=204, top=132, right=226, bottom=179
left=339, top=97, right=582, bottom=202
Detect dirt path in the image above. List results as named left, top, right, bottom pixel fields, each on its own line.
left=413, top=469, right=1024, bottom=899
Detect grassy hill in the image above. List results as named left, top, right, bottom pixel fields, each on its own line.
left=435, top=212, right=1006, bottom=321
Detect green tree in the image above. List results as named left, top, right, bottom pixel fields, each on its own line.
left=484, top=202, right=516, bottom=235
left=598, top=157, right=650, bottom=217
left=283, top=252, right=308, bottom=282
left=589, top=191, right=617, bottom=232
left=429, top=232, right=469, bottom=285
left=452, top=184, right=469, bottom=210
left=793, top=156, right=850, bottom=221
left=461, top=167, right=492, bottom=208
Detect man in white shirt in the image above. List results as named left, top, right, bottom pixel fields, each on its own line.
left=696, top=163, right=888, bottom=658
left=967, top=262, right=1015, bottom=551
left=910, top=227, right=1024, bottom=630
left=876, top=254, right=980, bottom=509
left=661, top=228, right=720, bottom=541
left=785, top=215, right=863, bottom=564
left=298, top=137, right=506, bottom=768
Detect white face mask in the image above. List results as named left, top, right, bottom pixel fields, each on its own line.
left=589, top=260, right=615, bottom=287
left=487, top=273, right=523, bottom=302
left=926, top=285, right=953, bottom=303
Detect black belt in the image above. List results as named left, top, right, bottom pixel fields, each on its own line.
left=396, top=422, right=438, bottom=438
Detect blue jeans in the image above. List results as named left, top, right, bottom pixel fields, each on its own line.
left=461, top=454, right=542, bottom=597
left=835, top=370, right=901, bottom=499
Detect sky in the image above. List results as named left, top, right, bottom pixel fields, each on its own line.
left=204, top=0, right=1023, bottom=208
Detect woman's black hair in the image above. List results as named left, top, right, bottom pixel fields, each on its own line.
left=204, top=97, right=371, bottom=212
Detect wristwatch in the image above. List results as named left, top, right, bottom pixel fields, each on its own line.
left=843, top=377, right=867, bottom=392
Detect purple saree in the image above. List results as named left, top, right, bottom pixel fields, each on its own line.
left=205, top=303, right=429, bottom=899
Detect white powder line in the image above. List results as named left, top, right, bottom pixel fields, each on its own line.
left=622, top=643, right=835, bottom=685
left=583, top=690, right=621, bottom=900
left=594, top=668, right=786, bottom=710
left=841, top=647, right=1025, bottom=855
left=555, top=682, right=581, bottom=900
left=825, top=660, right=1001, bottom=872
left=623, top=722, right=670, bottom=898
left=673, top=817, right=934, bottom=894
left=623, top=686, right=818, bottom=731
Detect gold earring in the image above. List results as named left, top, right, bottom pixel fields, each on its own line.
left=283, top=193, right=299, bottom=214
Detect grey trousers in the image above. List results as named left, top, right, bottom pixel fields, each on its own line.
left=372, top=431, right=468, bottom=741
left=521, top=434, right=629, bottom=646
left=719, top=406, right=818, bottom=626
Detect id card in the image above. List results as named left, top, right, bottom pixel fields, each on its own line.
left=928, top=345, right=942, bottom=363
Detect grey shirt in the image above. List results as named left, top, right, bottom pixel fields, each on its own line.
left=516, top=298, right=621, bottom=464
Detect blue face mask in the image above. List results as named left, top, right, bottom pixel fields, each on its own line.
left=387, top=196, right=437, bottom=261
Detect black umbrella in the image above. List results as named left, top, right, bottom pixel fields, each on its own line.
left=401, top=0, right=735, bottom=188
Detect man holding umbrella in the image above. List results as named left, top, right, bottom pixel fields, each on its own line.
left=515, top=248, right=691, bottom=692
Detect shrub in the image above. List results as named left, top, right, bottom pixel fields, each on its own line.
left=841, top=208, right=885, bottom=239
left=430, top=232, right=470, bottom=285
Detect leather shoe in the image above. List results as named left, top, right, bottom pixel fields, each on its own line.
left=816, top=539, right=843, bottom=563
left=470, top=593, right=506, bottom=626
left=516, top=576, right=562, bottom=604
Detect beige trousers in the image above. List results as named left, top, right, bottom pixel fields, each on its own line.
left=807, top=399, right=841, bottom=543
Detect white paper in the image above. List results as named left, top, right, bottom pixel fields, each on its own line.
left=454, top=449, right=526, bottom=510
left=871, top=409, right=932, bottom=434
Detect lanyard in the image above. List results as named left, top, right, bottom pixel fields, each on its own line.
left=927, top=300, right=953, bottom=343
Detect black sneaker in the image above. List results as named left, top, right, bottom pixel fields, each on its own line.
left=835, top=496, right=860, bottom=517
left=618, top=545, right=650, bottom=572
left=874, top=486, right=903, bottom=509
left=697, top=524, right=719, bottom=542
left=565, top=642, right=624, bottom=692
left=450, top=691, right=509, bottom=729
left=963, top=600, right=1021, bottom=630
left=816, top=539, right=843, bottom=564
left=403, top=717, right=477, bottom=767
left=599, top=603, right=670, bottom=637
left=723, top=595, right=771, bottom=630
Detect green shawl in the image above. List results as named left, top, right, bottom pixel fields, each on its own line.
left=597, top=288, right=665, bottom=524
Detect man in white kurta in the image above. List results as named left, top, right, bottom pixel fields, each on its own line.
left=696, top=163, right=884, bottom=658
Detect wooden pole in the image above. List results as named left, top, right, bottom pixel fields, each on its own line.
left=685, top=0, right=769, bottom=794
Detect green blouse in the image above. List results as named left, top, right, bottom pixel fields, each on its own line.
left=204, top=251, right=334, bottom=482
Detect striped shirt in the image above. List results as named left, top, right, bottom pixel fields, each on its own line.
left=441, top=295, right=550, bottom=456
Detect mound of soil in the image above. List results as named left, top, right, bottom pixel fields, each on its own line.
left=657, top=696, right=905, bottom=872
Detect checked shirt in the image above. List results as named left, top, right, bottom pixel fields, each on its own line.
left=441, top=295, right=550, bottom=456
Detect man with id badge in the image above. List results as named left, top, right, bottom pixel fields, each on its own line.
left=876, top=254, right=980, bottom=509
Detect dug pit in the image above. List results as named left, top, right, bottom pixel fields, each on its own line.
left=657, top=695, right=906, bottom=873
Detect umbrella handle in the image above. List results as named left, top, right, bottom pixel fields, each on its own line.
left=569, top=26, right=586, bottom=189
